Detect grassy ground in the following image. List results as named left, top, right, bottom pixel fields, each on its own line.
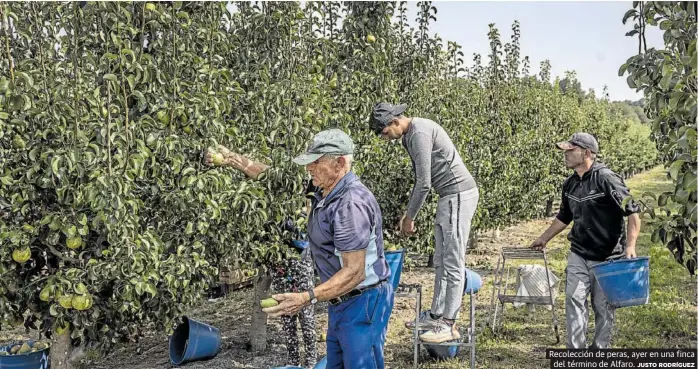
left=2, top=166, right=695, bottom=369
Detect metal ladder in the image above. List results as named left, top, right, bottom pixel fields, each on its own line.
left=485, top=247, right=561, bottom=344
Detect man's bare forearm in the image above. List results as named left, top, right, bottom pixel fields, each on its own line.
left=224, top=153, right=269, bottom=180
left=307, top=251, right=366, bottom=303
left=538, top=218, right=569, bottom=243
left=311, top=265, right=365, bottom=303
left=627, top=213, right=641, bottom=248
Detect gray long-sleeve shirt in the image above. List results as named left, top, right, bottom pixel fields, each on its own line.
left=402, top=117, right=477, bottom=220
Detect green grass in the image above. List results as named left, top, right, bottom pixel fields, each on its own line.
left=386, top=166, right=697, bottom=369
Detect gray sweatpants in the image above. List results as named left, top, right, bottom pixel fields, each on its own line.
left=566, top=252, right=615, bottom=349
left=431, top=187, right=479, bottom=320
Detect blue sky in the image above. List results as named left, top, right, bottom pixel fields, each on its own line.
left=401, top=1, right=665, bottom=102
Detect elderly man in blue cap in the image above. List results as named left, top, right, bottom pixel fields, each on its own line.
left=263, top=129, right=394, bottom=369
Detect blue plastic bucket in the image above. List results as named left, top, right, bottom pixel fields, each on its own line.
left=169, top=316, right=222, bottom=365
left=463, top=268, right=482, bottom=295
left=385, top=250, right=405, bottom=291
left=271, top=354, right=326, bottom=369
left=418, top=330, right=461, bottom=360
left=0, top=340, right=50, bottom=369
left=313, top=356, right=327, bottom=369
left=590, top=256, right=650, bottom=308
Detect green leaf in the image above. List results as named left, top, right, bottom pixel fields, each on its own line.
left=64, top=225, right=77, bottom=238
left=659, top=20, right=672, bottom=30
left=0, top=78, right=10, bottom=93
left=131, top=90, right=145, bottom=101
left=658, top=193, right=670, bottom=207
left=669, top=160, right=685, bottom=181
left=145, top=283, right=157, bottom=297
left=662, top=62, right=673, bottom=77
left=10, top=96, right=23, bottom=111
left=618, top=63, right=628, bottom=77
left=15, top=72, right=34, bottom=88
left=659, top=73, right=672, bottom=90
left=74, top=283, right=88, bottom=295
left=121, top=48, right=136, bottom=62
left=49, top=218, right=62, bottom=231
left=675, top=189, right=690, bottom=205
left=127, top=75, right=135, bottom=92
left=103, top=74, right=118, bottom=82
left=626, top=75, right=636, bottom=88
left=51, top=156, right=62, bottom=177
left=682, top=170, right=696, bottom=192
left=622, top=9, right=637, bottom=24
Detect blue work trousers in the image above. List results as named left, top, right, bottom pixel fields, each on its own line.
left=325, top=282, right=394, bottom=369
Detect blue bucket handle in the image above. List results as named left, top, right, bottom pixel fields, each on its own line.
left=591, top=255, right=649, bottom=269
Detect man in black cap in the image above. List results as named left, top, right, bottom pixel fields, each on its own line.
left=368, top=102, right=479, bottom=343
left=530, top=132, right=642, bottom=349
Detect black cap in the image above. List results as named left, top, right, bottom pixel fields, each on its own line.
left=368, top=102, right=408, bottom=135
left=556, top=132, right=599, bottom=153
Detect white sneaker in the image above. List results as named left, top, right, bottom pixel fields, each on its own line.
left=419, top=321, right=461, bottom=343
left=405, top=310, right=440, bottom=330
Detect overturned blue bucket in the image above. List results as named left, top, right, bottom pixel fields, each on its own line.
left=464, top=268, right=482, bottom=295
left=590, top=256, right=650, bottom=308
left=169, top=316, right=221, bottom=366
left=314, top=356, right=327, bottom=369
left=418, top=331, right=461, bottom=360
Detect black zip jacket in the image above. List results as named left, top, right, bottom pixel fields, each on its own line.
left=556, top=161, right=641, bottom=261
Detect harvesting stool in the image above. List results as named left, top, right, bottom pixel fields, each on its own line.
left=485, top=247, right=560, bottom=344
left=397, top=267, right=482, bottom=369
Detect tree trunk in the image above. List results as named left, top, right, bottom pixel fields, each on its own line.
left=249, top=266, right=272, bottom=352
left=427, top=254, right=434, bottom=268
left=50, top=330, right=75, bottom=369
left=468, top=232, right=478, bottom=249
left=545, top=198, right=554, bottom=217
left=491, top=227, right=501, bottom=240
